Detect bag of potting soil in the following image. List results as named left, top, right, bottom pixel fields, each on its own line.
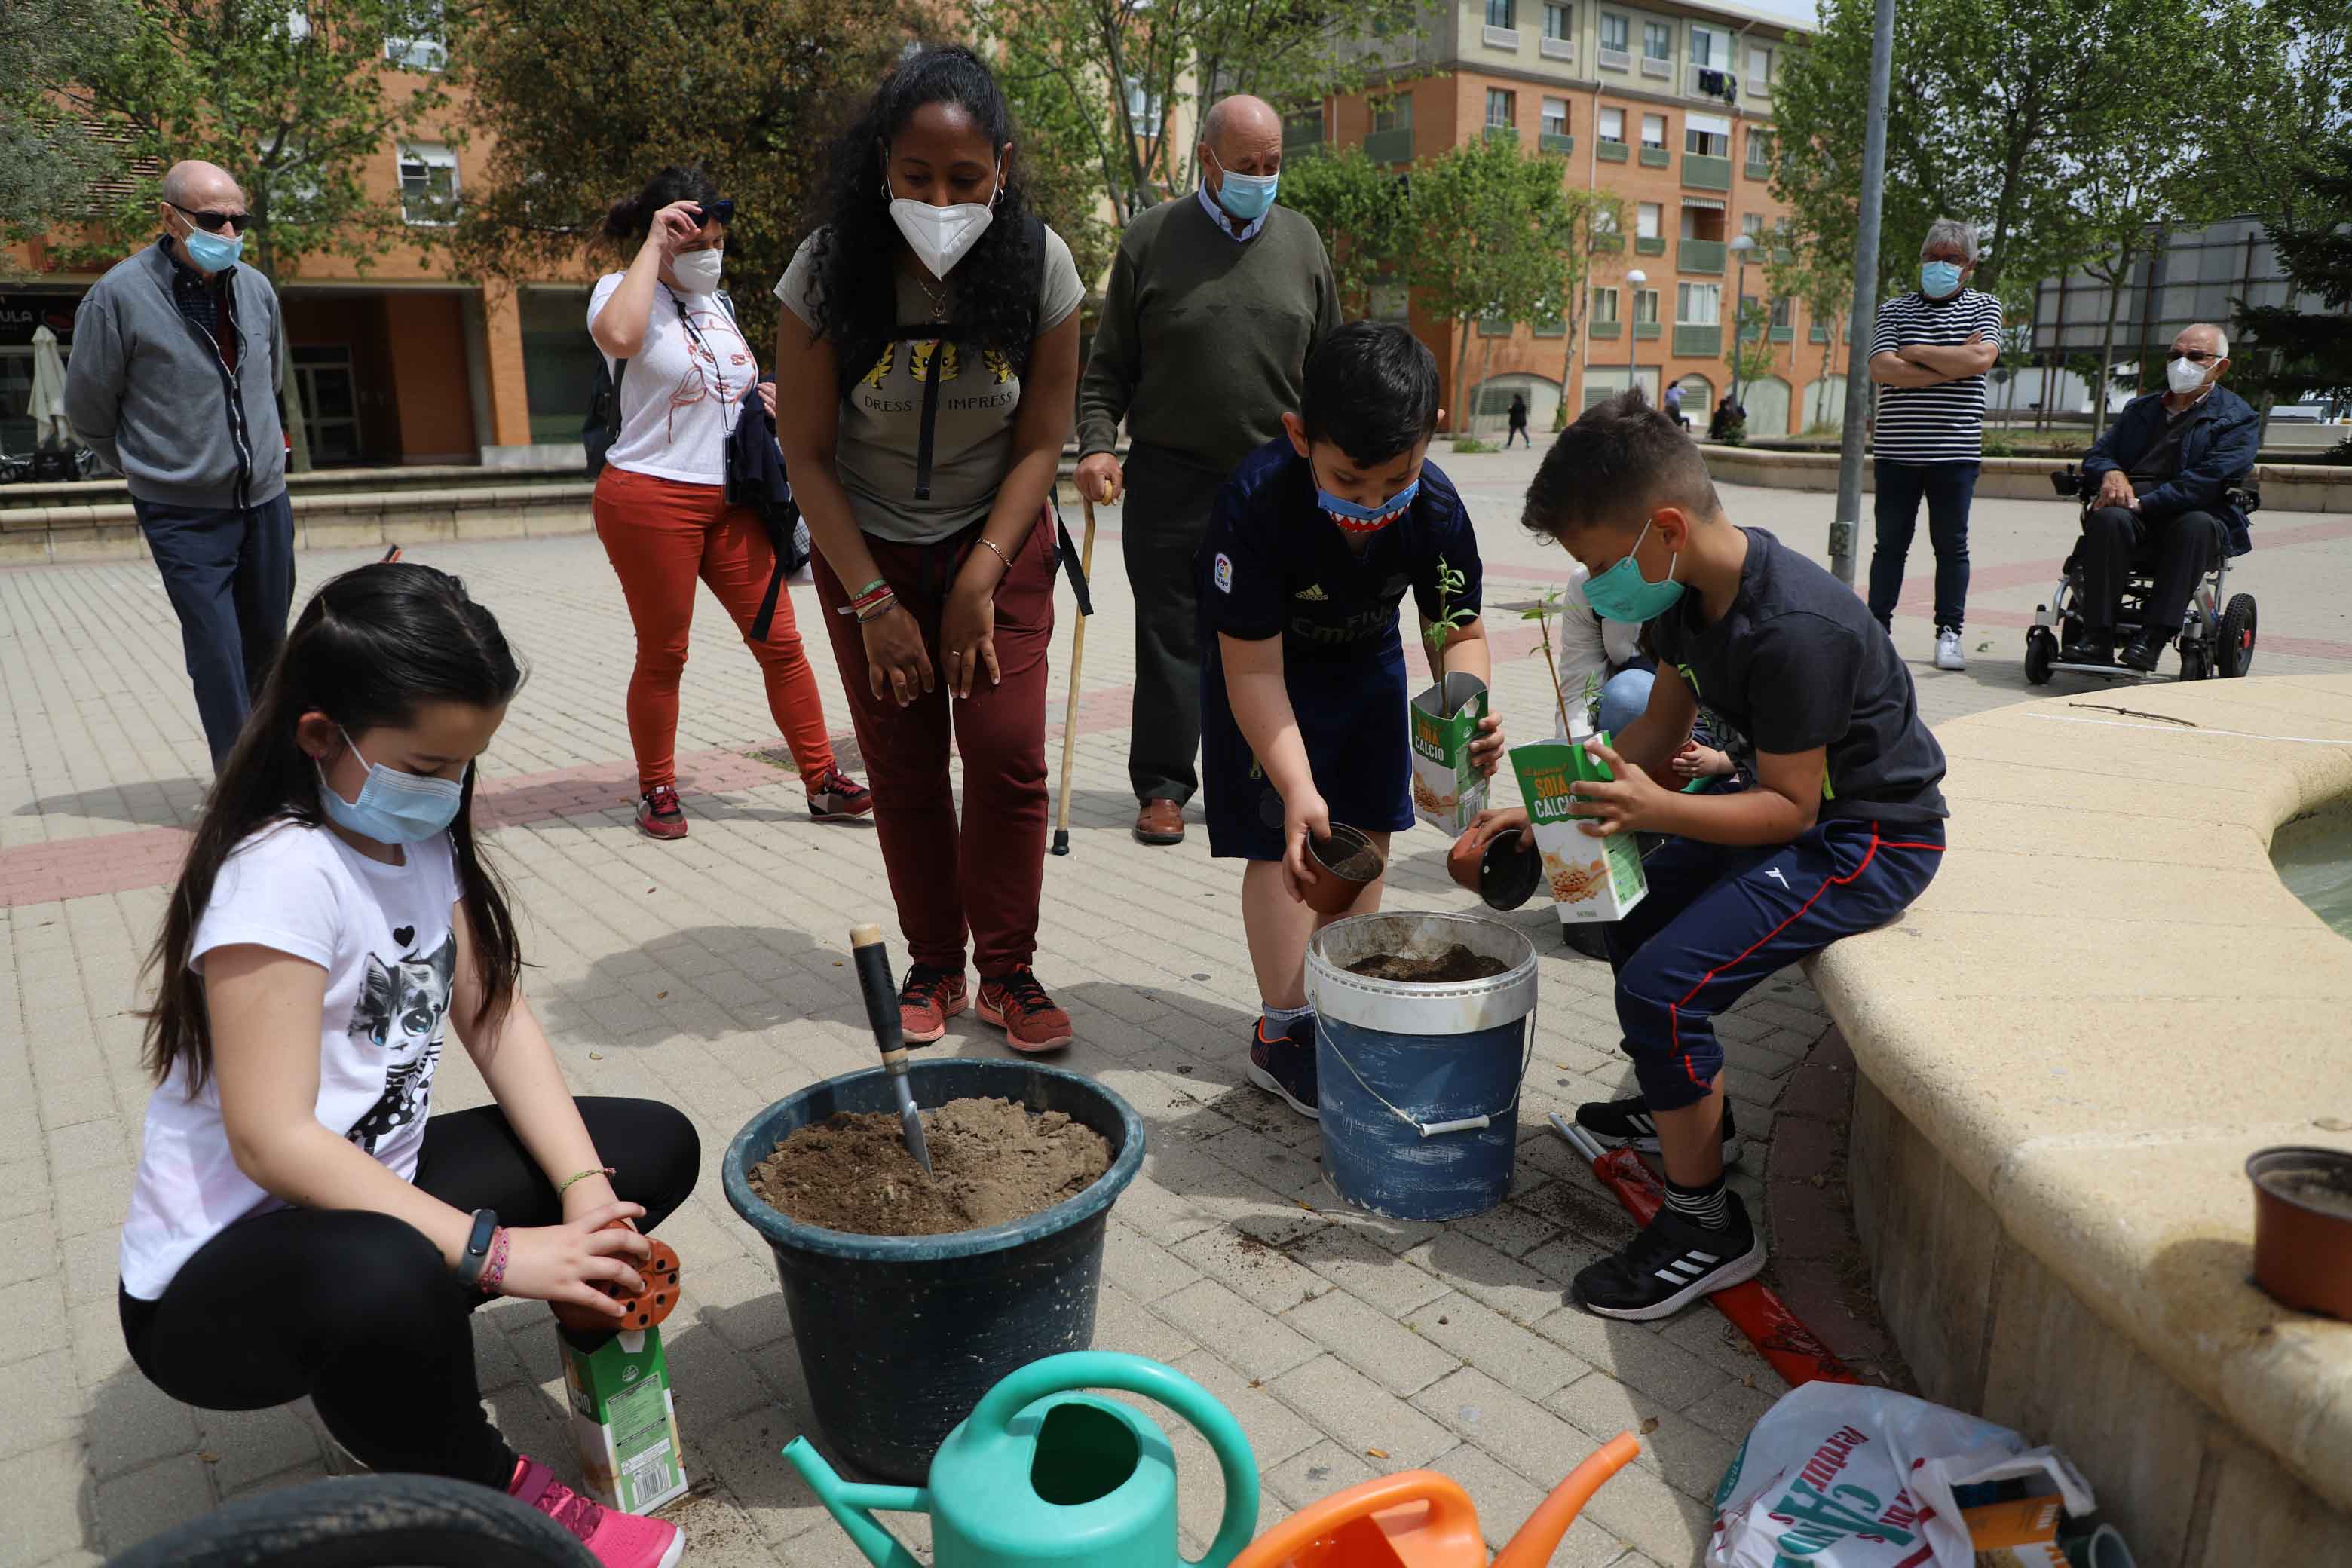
left=1410, top=672, right=1490, bottom=835
left=1709, top=1383, right=2095, bottom=1568
left=1508, top=726, right=1646, bottom=924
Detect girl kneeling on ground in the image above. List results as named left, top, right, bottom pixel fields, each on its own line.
left=118, top=563, right=698, bottom=1568
left=773, top=44, right=1085, bottom=1052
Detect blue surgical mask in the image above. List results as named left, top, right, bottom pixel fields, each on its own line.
left=183, top=228, right=243, bottom=273
left=1920, top=260, right=1962, bottom=299
left=1582, top=520, right=1685, bottom=623
left=1318, top=476, right=1419, bottom=536
left=1209, top=153, right=1279, bottom=222
left=317, top=727, right=467, bottom=844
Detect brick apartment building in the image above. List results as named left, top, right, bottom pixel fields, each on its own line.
left=1290, top=0, right=1849, bottom=439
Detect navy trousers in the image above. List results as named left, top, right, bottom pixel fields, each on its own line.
left=1605, top=818, right=1945, bottom=1110
left=133, top=492, right=296, bottom=766
left=1867, top=460, right=1980, bottom=634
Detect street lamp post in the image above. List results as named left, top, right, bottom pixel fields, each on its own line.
left=1626, top=268, right=1647, bottom=400
left=1727, top=233, right=1757, bottom=407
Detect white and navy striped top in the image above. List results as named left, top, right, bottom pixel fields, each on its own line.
left=1869, top=288, right=2005, bottom=463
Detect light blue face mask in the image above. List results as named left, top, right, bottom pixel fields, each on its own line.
left=317, top=727, right=467, bottom=844
left=1920, top=259, right=1963, bottom=299
left=1210, top=154, right=1280, bottom=222
left=1582, top=519, right=1686, bottom=623
left=183, top=228, right=243, bottom=273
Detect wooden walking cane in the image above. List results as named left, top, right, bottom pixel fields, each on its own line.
left=1050, top=485, right=1100, bottom=856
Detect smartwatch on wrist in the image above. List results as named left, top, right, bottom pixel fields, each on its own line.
left=455, top=1207, right=499, bottom=1288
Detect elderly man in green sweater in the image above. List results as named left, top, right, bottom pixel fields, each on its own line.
left=1076, top=93, right=1342, bottom=847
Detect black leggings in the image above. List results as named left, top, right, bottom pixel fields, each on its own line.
left=119, top=1098, right=700, bottom=1490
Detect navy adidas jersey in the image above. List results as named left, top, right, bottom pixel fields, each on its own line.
left=1198, top=438, right=1483, bottom=666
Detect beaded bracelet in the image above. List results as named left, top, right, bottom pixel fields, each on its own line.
left=478, top=1227, right=512, bottom=1296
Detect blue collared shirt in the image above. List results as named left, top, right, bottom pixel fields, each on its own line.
left=1196, top=182, right=1269, bottom=243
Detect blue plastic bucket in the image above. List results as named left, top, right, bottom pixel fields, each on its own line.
left=1305, top=912, right=1539, bottom=1221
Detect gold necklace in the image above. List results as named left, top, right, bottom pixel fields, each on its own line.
left=913, top=271, right=950, bottom=320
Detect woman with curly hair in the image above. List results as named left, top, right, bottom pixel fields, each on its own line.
left=773, top=44, right=1083, bottom=1052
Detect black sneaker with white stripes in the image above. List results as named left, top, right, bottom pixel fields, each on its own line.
left=1574, top=1095, right=1741, bottom=1165
left=1570, top=1193, right=1765, bottom=1321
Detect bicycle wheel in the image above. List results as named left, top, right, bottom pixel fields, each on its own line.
left=106, top=1473, right=598, bottom=1568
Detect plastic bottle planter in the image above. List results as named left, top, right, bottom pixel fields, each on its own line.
left=1304, top=912, right=1539, bottom=1221
left=784, top=1351, right=1260, bottom=1568
left=721, top=1058, right=1146, bottom=1482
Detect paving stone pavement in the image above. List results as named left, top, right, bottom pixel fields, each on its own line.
left=2, top=450, right=2347, bottom=1567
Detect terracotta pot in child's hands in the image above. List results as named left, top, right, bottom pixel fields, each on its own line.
left=550, top=1229, right=684, bottom=1335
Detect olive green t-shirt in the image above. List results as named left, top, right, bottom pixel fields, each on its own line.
left=777, top=224, right=1083, bottom=544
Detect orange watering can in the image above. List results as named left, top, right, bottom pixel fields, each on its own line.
left=1231, top=1432, right=1641, bottom=1568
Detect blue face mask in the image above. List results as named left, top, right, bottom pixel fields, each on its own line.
left=1318, top=475, right=1419, bottom=536
left=183, top=228, right=243, bottom=273
left=1582, top=520, right=1686, bottom=623
left=1211, top=156, right=1280, bottom=222
left=317, top=727, right=467, bottom=844
left=1920, top=260, right=1962, bottom=299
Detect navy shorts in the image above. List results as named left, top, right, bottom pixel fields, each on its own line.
left=1201, top=641, right=1416, bottom=860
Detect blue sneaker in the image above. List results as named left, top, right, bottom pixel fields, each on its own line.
left=1247, top=1014, right=1319, bottom=1119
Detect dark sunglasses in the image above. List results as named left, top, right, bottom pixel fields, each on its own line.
left=168, top=201, right=252, bottom=234
left=2166, top=348, right=2224, bottom=364
left=688, top=200, right=735, bottom=228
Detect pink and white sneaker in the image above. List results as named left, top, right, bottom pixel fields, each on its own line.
left=509, top=1456, right=686, bottom=1568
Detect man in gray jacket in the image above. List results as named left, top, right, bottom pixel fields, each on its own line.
left=67, top=159, right=292, bottom=767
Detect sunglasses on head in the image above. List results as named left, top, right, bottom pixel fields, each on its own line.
left=688, top=200, right=735, bottom=228
left=168, top=200, right=251, bottom=234
left=2165, top=348, right=2224, bottom=364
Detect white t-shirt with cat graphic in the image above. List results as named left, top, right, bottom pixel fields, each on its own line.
left=120, top=820, right=461, bottom=1300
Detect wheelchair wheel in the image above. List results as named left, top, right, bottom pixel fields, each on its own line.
left=105, top=1474, right=599, bottom=1568
left=2178, top=641, right=2211, bottom=681
left=2218, top=595, right=2257, bottom=678
left=2024, top=626, right=2057, bottom=686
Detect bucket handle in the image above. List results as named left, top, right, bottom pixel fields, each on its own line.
left=966, top=1352, right=1262, bottom=1568
left=1321, top=1002, right=1538, bottom=1139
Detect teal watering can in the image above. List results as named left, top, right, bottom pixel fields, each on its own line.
left=782, top=1350, right=1261, bottom=1568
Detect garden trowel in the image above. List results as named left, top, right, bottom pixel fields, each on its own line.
left=849, top=923, right=934, bottom=1178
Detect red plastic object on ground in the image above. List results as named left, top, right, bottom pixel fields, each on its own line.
left=1552, top=1116, right=1860, bottom=1388
left=550, top=1234, right=682, bottom=1335
left=1231, top=1432, right=1642, bottom=1567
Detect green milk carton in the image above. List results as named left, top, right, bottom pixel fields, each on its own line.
left=1410, top=672, right=1490, bottom=834
left=1509, top=718, right=1648, bottom=924
left=559, top=1325, right=688, bottom=1514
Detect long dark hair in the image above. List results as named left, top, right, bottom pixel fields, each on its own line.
left=603, top=164, right=724, bottom=247
left=143, top=563, right=527, bottom=1093
left=804, top=44, right=1038, bottom=361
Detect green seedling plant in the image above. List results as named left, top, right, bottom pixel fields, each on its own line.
left=1424, top=556, right=1480, bottom=713
left=1519, top=586, right=1585, bottom=737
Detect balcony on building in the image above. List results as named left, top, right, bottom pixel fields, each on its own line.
left=1679, top=238, right=1725, bottom=274
left=1597, top=137, right=1629, bottom=162
left=1640, top=144, right=1671, bottom=168
left=1635, top=320, right=1661, bottom=339
left=1635, top=235, right=1666, bottom=255
left=1598, top=44, right=1631, bottom=70
left=1541, top=35, right=1576, bottom=61
left=1282, top=111, right=1323, bottom=160
left=1683, top=155, right=1730, bottom=189
left=1484, top=24, right=1521, bottom=49
left=1674, top=323, right=1722, bottom=356
left=1591, top=317, right=1622, bottom=338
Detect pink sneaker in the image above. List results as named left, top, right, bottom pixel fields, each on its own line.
left=509, top=1456, right=685, bottom=1568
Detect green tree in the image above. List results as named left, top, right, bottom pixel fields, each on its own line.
left=1551, top=188, right=1622, bottom=430
left=975, top=0, right=1416, bottom=230
left=2235, top=132, right=2352, bottom=428
left=1722, top=296, right=1775, bottom=404
left=0, top=0, right=136, bottom=247
left=1766, top=235, right=1851, bottom=429
left=442, top=0, right=903, bottom=360
left=1281, top=145, right=1413, bottom=317
left=8, top=0, right=448, bottom=278
left=1404, top=136, right=1574, bottom=433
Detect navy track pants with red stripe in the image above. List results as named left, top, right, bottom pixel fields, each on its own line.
left=1603, top=817, right=1946, bottom=1110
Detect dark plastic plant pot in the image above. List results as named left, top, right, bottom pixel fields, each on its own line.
left=2246, top=1145, right=2352, bottom=1320
left=722, top=1060, right=1145, bottom=1482
left=1444, top=825, right=1541, bottom=911
left=1303, top=823, right=1384, bottom=916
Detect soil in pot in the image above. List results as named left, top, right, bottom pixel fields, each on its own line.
left=2259, top=1159, right=2352, bottom=1220
left=1312, top=833, right=1383, bottom=881
left=749, top=1096, right=1110, bottom=1237
left=1345, top=944, right=1512, bottom=983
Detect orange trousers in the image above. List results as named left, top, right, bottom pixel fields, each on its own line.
left=593, top=467, right=836, bottom=792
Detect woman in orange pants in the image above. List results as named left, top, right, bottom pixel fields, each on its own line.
left=588, top=165, right=869, bottom=838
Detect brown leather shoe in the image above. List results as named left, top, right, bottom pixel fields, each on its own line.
left=1134, top=798, right=1185, bottom=845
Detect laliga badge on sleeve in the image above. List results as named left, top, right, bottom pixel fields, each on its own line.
left=1214, top=552, right=1233, bottom=593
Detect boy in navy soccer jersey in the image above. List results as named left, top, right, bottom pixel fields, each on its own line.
left=1199, top=323, right=1506, bottom=1117
left=1459, top=389, right=1948, bottom=1321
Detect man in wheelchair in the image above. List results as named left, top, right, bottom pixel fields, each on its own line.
left=2063, top=323, right=2258, bottom=671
